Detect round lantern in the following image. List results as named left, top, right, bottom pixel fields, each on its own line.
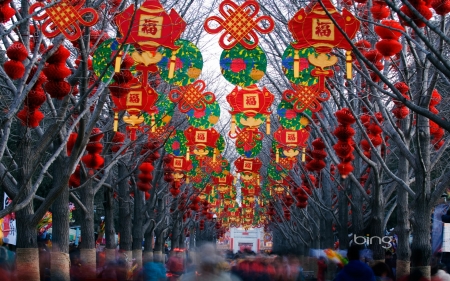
left=220, top=43, right=267, bottom=87
left=281, top=46, right=318, bottom=86
left=158, top=39, right=203, bottom=86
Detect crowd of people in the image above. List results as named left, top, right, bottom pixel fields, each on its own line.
left=2, top=243, right=450, bottom=280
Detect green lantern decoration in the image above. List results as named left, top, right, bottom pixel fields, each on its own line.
left=158, top=39, right=203, bottom=86
left=277, top=100, right=312, bottom=130
left=187, top=100, right=220, bottom=129
left=143, top=94, right=175, bottom=129
left=164, top=130, right=187, bottom=156
left=267, top=162, right=283, bottom=181
left=235, top=128, right=263, bottom=158
left=281, top=46, right=318, bottom=86
left=92, top=39, right=136, bottom=83
left=234, top=112, right=266, bottom=129
left=220, top=43, right=267, bottom=87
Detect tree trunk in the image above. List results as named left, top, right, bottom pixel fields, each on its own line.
left=396, top=154, right=411, bottom=279
left=143, top=226, right=154, bottom=263
left=50, top=182, right=70, bottom=281
left=338, top=182, right=349, bottom=250
left=79, top=176, right=96, bottom=279
left=15, top=133, right=40, bottom=281
left=118, top=162, right=132, bottom=252
left=103, top=158, right=116, bottom=262
left=410, top=103, right=432, bottom=278
left=321, top=170, right=334, bottom=249
left=50, top=154, right=70, bottom=281
left=369, top=173, right=385, bottom=261
left=132, top=187, right=144, bottom=273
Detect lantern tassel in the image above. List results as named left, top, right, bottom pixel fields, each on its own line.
left=186, top=148, right=190, bottom=161
left=115, top=51, right=122, bottom=73
left=168, top=50, right=177, bottom=79
left=185, top=177, right=189, bottom=184
left=346, top=50, right=352, bottom=80
left=302, top=147, right=306, bottom=162
left=213, top=148, right=217, bottom=162
left=151, top=113, right=156, bottom=132
left=231, top=115, right=236, bottom=135
left=113, top=112, right=119, bottom=131
left=276, top=149, right=279, bottom=163
left=293, top=49, right=300, bottom=78
left=266, top=115, right=270, bottom=134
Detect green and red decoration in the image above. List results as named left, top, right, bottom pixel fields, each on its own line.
left=203, top=0, right=274, bottom=50
left=283, top=83, right=329, bottom=113
left=287, top=0, right=360, bottom=92
left=29, top=0, right=99, bottom=41
left=184, top=127, right=221, bottom=161
left=277, top=100, right=311, bottom=130
left=165, top=129, right=188, bottom=157
left=115, top=0, right=186, bottom=52
left=169, top=80, right=215, bottom=113
left=233, top=127, right=263, bottom=158
left=273, top=127, right=310, bottom=162
left=110, top=83, right=159, bottom=140
left=281, top=46, right=317, bottom=86
left=220, top=43, right=267, bottom=87
left=158, top=39, right=203, bottom=86
left=227, top=84, right=274, bottom=134
left=143, top=93, right=175, bottom=131
left=235, top=157, right=262, bottom=175
left=186, top=101, right=220, bottom=130
left=92, top=39, right=136, bottom=83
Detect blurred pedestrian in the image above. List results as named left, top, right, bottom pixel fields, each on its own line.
left=431, top=262, right=450, bottom=281
left=372, top=261, right=394, bottom=281
left=317, top=256, right=328, bottom=281
left=334, top=244, right=376, bottom=281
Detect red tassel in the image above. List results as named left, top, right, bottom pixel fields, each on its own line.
left=67, top=133, right=78, bottom=156
left=375, top=39, right=403, bottom=57
left=7, top=42, right=28, bottom=61
left=108, top=82, right=131, bottom=98
left=430, top=89, right=442, bottom=106
left=4, top=60, right=25, bottom=80
left=86, top=142, right=103, bottom=154
left=431, top=0, right=450, bottom=15
left=333, top=125, right=356, bottom=140
left=374, top=20, right=405, bottom=40
left=139, top=163, right=154, bottom=173
left=371, top=3, right=390, bottom=20
left=338, top=162, right=354, bottom=178
left=43, top=63, right=71, bottom=80
left=335, top=108, right=356, bottom=125
left=137, top=182, right=152, bottom=192
left=46, top=45, right=71, bottom=63
left=17, top=107, right=44, bottom=128
left=82, top=153, right=104, bottom=169
left=0, top=4, right=15, bottom=23
left=25, top=89, right=46, bottom=109
left=44, top=80, right=71, bottom=99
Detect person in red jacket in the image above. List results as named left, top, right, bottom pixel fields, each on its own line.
left=317, top=256, right=328, bottom=281
left=167, top=248, right=185, bottom=279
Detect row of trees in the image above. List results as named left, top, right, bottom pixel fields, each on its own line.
left=0, top=0, right=449, bottom=280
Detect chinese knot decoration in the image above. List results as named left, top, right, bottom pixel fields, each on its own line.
left=203, top=0, right=275, bottom=50
left=288, top=0, right=359, bottom=85
left=169, top=80, right=215, bottom=113
left=29, top=0, right=99, bottom=41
